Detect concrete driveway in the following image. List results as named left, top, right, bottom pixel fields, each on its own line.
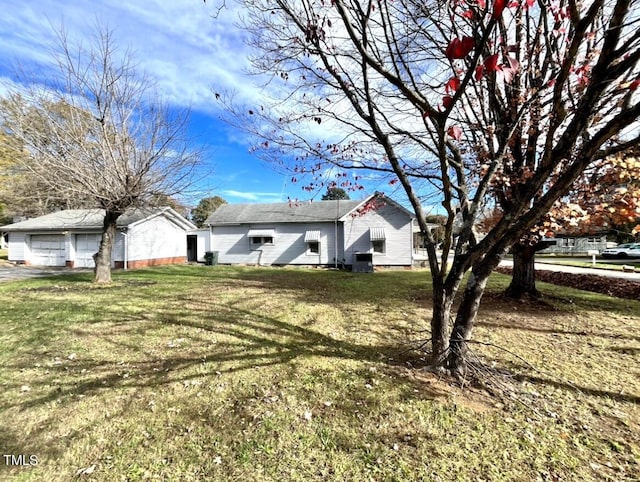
left=0, top=264, right=91, bottom=282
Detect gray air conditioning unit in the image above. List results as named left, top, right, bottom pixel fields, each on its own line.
left=352, top=252, right=374, bottom=273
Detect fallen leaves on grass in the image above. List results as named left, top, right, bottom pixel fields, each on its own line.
left=496, top=267, right=640, bottom=300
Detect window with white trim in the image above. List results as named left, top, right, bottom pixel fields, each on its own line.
left=369, top=227, right=386, bottom=254
left=306, top=241, right=320, bottom=254
left=372, top=240, right=386, bottom=253
left=304, top=230, right=321, bottom=255
left=248, top=229, right=275, bottom=249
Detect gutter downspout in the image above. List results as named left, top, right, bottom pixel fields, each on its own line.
left=122, top=230, right=128, bottom=270
left=334, top=199, right=339, bottom=268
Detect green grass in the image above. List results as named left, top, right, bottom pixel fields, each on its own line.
left=0, top=265, right=638, bottom=481
left=0, top=248, right=7, bottom=261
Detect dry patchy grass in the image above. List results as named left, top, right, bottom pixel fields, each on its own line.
left=0, top=265, right=638, bottom=481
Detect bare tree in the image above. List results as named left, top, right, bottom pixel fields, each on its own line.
left=1, top=26, right=201, bottom=283
left=221, top=0, right=640, bottom=376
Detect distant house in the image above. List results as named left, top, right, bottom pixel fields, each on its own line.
left=0, top=207, right=196, bottom=268
left=201, top=194, right=415, bottom=268
left=539, top=233, right=608, bottom=255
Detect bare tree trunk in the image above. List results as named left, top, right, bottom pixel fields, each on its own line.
left=505, top=243, right=538, bottom=298
left=505, top=240, right=555, bottom=299
left=447, top=270, right=490, bottom=378
left=431, top=284, right=453, bottom=367
left=93, top=210, right=120, bottom=284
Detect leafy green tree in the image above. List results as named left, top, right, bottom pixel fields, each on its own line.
left=191, top=196, right=228, bottom=227
left=321, top=187, right=350, bottom=201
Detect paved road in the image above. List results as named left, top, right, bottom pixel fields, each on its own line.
left=0, top=265, right=91, bottom=282
left=499, top=259, right=640, bottom=282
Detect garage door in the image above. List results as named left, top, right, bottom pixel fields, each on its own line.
left=75, top=233, right=102, bottom=268
left=30, top=234, right=66, bottom=267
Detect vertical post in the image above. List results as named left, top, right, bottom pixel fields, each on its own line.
left=334, top=199, right=339, bottom=268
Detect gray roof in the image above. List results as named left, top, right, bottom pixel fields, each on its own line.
left=1, top=207, right=195, bottom=232
left=205, top=199, right=366, bottom=225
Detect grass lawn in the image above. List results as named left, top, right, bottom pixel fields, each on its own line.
left=0, top=265, right=638, bottom=481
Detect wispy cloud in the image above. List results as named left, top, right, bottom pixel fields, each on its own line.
left=0, top=0, right=259, bottom=115
left=222, top=190, right=286, bottom=203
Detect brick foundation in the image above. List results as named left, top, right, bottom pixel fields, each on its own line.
left=66, top=260, right=75, bottom=268
left=116, top=256, right=187, bottom=270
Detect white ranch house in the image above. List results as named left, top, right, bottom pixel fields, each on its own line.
left=197, top=195, right=416, bottom=268
left=1, top=207, right=195, bottom=269
left=539, top=233, right=609, bottom=255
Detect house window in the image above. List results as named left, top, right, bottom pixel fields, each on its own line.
left=250, top=236, right=274, bottom=247
left=248, top=229, right=275, bottom=250
left=562, top=238, right=575, bottom=247
left=307, top=241, right=320, bottom=254
left=304, top=230, right=321, bottom=255
left=587, top=236, right=600, bottom=243
left=369, top=227, right=386, bottom=254
left=372, top=240, right=386, bottom=253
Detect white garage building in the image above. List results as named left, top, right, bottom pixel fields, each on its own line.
left=1, top=207, right=195, bottom=269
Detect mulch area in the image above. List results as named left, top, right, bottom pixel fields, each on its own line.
left=495, top=267, right=640, bottom=301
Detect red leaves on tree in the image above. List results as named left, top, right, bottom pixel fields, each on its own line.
left=445, top=36, right=475, bottom=60
left=630, top=79, right=640, bottom=90
left=447, top=125, right=463, bottom=140
left=445, top=77, right=461, bottom=94
left=478, top=54, right=519, bottom=82
left=442, top=96, right=454, bottom=109
left=492, top=0, right=506, bottom=19
left=484, top=54, right=500, bottom=72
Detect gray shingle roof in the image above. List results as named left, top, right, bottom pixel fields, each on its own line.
left=205, top=199, right=365, bottom=225
left=0, top=207, right=193, bottom=231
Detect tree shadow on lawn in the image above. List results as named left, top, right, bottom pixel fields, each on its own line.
left=3, top=276, right=639, bottom=474
left=475, top=318, right=640, bottom=343
left=0, top=298, right=450, bottom=474
left=502, top=363, right=640, bottom=405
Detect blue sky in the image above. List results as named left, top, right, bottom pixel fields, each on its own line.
left=0, top=0, right=400, bottom=208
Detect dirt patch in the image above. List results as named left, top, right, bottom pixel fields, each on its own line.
left=496, top=267, right=640, bottom=300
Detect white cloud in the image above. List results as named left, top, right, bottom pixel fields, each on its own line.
left=222, top=190, right=285, bottom=203
left=0, top=0, right=259, bottom=115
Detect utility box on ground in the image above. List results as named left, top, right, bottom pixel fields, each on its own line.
left=352, top=252, right=374, bottom=273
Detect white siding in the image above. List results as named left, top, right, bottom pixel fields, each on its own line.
left=113, top=232, right=125, bottom=266
left=212, top=222, right=339, bottom=266
left=188, top=229, right=210, bottom=262
left=127, top=215, right=186, bottom=262
left=8, top=232, right=27, bottom=262
left=342, top=203, right=413, bottom=266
